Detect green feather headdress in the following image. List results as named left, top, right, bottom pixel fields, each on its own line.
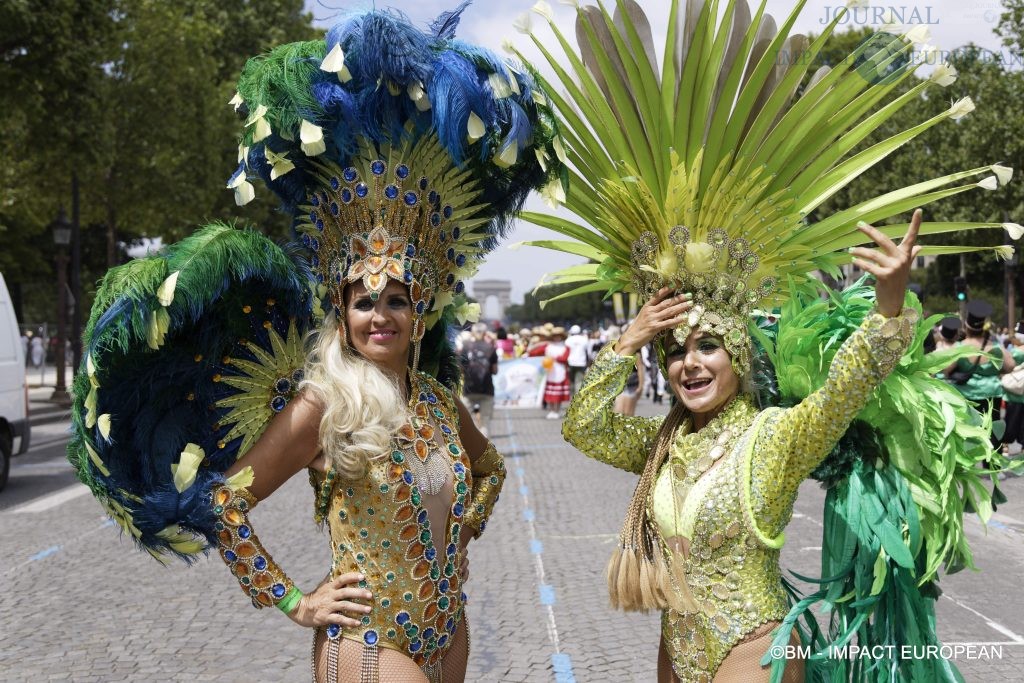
left=513, top=0, right=1017, bottom=359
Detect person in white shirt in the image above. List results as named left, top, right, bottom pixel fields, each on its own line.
left=565, top=324, right=591, bottom=394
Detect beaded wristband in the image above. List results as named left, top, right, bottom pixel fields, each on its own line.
left=211, top=483, right=296, bottom=608
left=462, top=441, right=505, bottom=538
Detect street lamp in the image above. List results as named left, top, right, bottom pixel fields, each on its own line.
left=50, top=208, right=71, bottom=405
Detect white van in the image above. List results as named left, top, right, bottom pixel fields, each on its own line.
left=0, top=273, right=30, bottom=492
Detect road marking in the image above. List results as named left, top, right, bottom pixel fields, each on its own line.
left=943, top=594, right=1024, bottom=642
left=503, top=412, right=576, bottom=683
left=10, top=483, right=89, bottom=514
left=29, top=545, right=61, bottom=561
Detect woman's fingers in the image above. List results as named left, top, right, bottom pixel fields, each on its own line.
left=850, top=246, right=895, bottom=269
left=325, top=612, right=364, bottom=627
left=903, top=208, right=922, bottom=249
left=333, top=572, right=364, bottom=588
left=333, top=599, right=372, bottom=614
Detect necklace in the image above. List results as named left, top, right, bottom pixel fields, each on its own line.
left=396, top=377, right=454, bottom=497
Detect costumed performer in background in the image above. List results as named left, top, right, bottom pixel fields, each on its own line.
left=511, top=0, right=1018, bottom=680
left=66, top=5, right=564, bottom=682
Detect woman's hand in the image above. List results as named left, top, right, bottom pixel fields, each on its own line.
left=851, top=209, right=922, bottom=318
left=616, top=287, right=693, bottom=357
left=285, top=572, right=373, bottom=629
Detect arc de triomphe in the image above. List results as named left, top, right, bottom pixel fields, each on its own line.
left=472, top=279, right=512, bottom=321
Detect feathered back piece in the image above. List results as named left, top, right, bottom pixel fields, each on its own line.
left=227, top=6, right=564, bottom=338
left=515, top=0, right=1017, bottom=366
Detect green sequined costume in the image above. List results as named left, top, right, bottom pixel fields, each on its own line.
left=563, top=311, right=916, bottom=681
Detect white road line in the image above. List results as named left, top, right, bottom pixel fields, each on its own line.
left=9, top=483, right=90, bottom=514
left=943, top=594, right=1024, bottom=643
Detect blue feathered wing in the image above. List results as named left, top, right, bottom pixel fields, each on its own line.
left=67, top=223, right=320, bottom=563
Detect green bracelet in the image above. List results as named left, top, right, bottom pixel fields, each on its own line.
left=276, top=586, right=303, bottom=614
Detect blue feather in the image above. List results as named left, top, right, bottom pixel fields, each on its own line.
left=430, top=1, right=472, bottom=39
left=427, top=50, right=494, bottom=165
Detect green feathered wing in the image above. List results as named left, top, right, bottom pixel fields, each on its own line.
left=67, top=223, right=320, bottom=563
left=752, top=281, right=1014, bottom=682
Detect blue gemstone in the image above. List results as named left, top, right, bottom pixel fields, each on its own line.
left=403, top=271, right=413, bottom=284
left=384, top=185, right=399, bottom=200
left=404, top=192, right=418, bottom=206
left=275, top=378, right=291, bottom=394
left=443, top=205, right=453, bottom=219
left=272, top=583, right=286, bottom=598
left=452, top=503, right=464, bottom=517
left=311, top=237, right=320, bottom=251
left=438, top=635, right=448, bottom=648
left=455, top=254, right=466, bottom=267
left=430, top=213, right=441, bottom=227
left=364, top=630, right=378, bottom=646
left=446, top=617, right=455, bottom=632
left=310, top=195, right=320, bottom=207
left=455, top=281, right=465, bottom=294
left=409, top=640, right=422, bottom=653
left=330, top=177, right=340, bottom=190
left=270, top=396, right=287, bottom=413
left=371, top=160, right=386, bottom=175
left=331, top=202, right=340, bottom=216
left=425, top=547, right=436, bottom=561
left=437, top=579, right=449, bottom=594
left=419, top=392, right=428, bottom=401
left=254, top=556, right=268, bottom=571
left=308, top=211, right=317, bottom=223
left=423, top=627, right=435, bottom=640
left=427, top=394, right=437, bottom=404
left=443, top=426, right=453, bottom=436
left=224, top=550, right=237, bottom=562
left=439, top=232, right=446, bottom=243
left=292, top=369, right=304, bottom=383
left=479, top=520, right=487, bottom=532
left=446, top=248, right=455, bottom=261
left=238, top=525, right=251, bottom=539
left=326, top=624, right=341, bottom=639
left=452, top=461, right=463, bottom=472
left=311, top=255, right=320, bottom=268
left=396, top=164, right=410, bottom=179
left=419, top=177, right=429, bottom=190
left=343, top=167, right=358, bottom=182
left=396, top=611, right=411, bottom=625
left=403, top=471, right=414, bottom=485
left=356, top=183, right=369, bottom=198
left=447, top=543, right=457, bottom=556
left=417, top=510, right=428, bottom=524
left=416, top=301, right=425, bottom=315
left=446, top=273, right=456, bottom=286
left=301, top=234, right=311, bottom=247
left=315, top=220, right=324, bottom=233
left=341, top=188, right=353, bottom=203
left=405, top=244, right=416, bottom=257
left=428, top=191, right=440, bottom=205
left=316, top=273, right=324, bottom=284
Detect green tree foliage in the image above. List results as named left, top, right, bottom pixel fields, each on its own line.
left=997, top=0, right=1024, bottom=55
left=506, top=282, right=612, bottom=326
left=0, top=0, right=318, bottom=324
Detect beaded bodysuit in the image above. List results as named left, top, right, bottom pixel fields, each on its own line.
left=563, top=311, right=915, bottom=681
left=304, top=372, right=504, bottom=676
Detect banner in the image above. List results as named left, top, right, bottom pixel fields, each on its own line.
left=494, top=357, right=546, bottom=409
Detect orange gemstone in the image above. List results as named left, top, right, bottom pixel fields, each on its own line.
left=411, top=282, right=422, bottom=300
left=395, top=505, right=415, bottom=523
left=235, top=541, right=257, bottom=558
left=412, top=560, right=430, bottom=580
left=366, top=255, right=385, bottom=272
left=399, top=525, right=418, bottom=542
left=415, top=403, right=428, bottom=419
left=217, top=530, right=233, bottom=546
left=352, top=239, right=368, bottom=257
left=417, top=579, right=434, bottom=600
left=224, top=509, right=244, bottom=526
left=418, top=424, right=434, bottom=440
left=414, top=439, right=428, bottom=460
left=214, top=489, right=230, bottom=506
left=388, top=464, right=405, bottom=482
left=256, top=593, right=274, bottom=607
left=233, top=563, right=250, bottom=578
left=252, top=572, right=272, bottom=589
left=398, top=424, right=416, bottom=441
left=393, top=484, right=410, bottom=500
left=406, top=542, right=425, bottom=560
left=424, top=603, right=438, bottom=620
left=366, top=273, right=385, bottom=292
left=385, top=260, right=404, bottom=279
left=415, top=320, right=425, bottom=338
left=369, top=228, right=388, bottom=252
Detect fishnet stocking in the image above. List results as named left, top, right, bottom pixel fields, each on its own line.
left=310, top=614, right=470, bottom=683
left=656, top=624, right=805, bottom=683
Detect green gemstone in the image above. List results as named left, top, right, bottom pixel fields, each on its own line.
left=381, top=598, right=391, bottom=608
left=359, top=580, right=368, bottom=588
left=346, top=487, right=355, bottom=496
left=380, top=484, right=390, bottom=493
left=337, top=543, right=346, bottom=552
left=360, top=529, right=369, bottom=539
left=382, top=540, right=391, bottom=549
left=361, top=616, right=371, bottom=626
left=356, top=553, right=366, bottom=562
left=249, top=587, right=258, bottom=596
left=387, top=629, right=397, bottom=639
left=405, top=624, right=419, bottom=638
left=476, top=504, right=485, bottom=513
left=444, top=563, right=455, bottom=578
left=438, top=596, right=450, bottom=610
left=241, top=577, right=251, bottom=585
left=392, top=451, right=405, bottom=463
left=430, top=565, right=441, bottom=580
left=386, top=572, right=395, bottom=582
left=411, top=491, right=421, bottom=506
left=214, top=506, right=224, bottom=515
left=455, top=482, right=467, bottom=495
left=214, top=522, right=224, bottom=531
left=339, top=510, right=347, bottom=520
left=448, top=444, right=460, bottom=455
left=489, top=475, right=498, bottom=485
left=433, top=408, right=444, bottom=418
left=367, top=507, right=375, bottom=516
left=451, top=523, right=460, bottom=538
left=404, top=592, right=413, bottom=602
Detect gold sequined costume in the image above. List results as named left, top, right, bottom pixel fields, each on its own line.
left=563, top=311, right=916, bottom=680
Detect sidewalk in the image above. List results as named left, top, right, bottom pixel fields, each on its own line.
left=24, top=364, right=75, bottom=427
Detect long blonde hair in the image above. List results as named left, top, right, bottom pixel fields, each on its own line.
left=300, top=313, right=408, bottom=479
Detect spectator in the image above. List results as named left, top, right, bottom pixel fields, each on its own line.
left=494, top=327, right=515, bottom=360
left=30, top=334, right=44, bottom=369
left=460, top=322, right=499, bottom=437
left=565, top=324, right=590, bottom=394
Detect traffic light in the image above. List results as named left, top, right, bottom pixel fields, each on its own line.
left=953, top=276, right=967, bottom=302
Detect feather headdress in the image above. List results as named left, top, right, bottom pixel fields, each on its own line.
left=513, top=0, right=1015, bottom=367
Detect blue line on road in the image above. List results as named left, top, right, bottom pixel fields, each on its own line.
left=539, top=584, right=556, bottom=605
left=530, top=539, right=544, bottom=555
left=523, top=508, right=535, bottom=521
left=516, top=467, right=525, bottom=477
left=30, top=546, right=61, bottom=562
left=989, top=520, right=1008, bottom=530
left=519, top=485, right=529, bottom=496
left=552, top=653, right=576, bottom=682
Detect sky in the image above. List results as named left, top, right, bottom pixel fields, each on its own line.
left=302, top=0, right=1010, bottom=308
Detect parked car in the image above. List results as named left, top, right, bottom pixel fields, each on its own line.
left=0, top=273, right=31, bottom=491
